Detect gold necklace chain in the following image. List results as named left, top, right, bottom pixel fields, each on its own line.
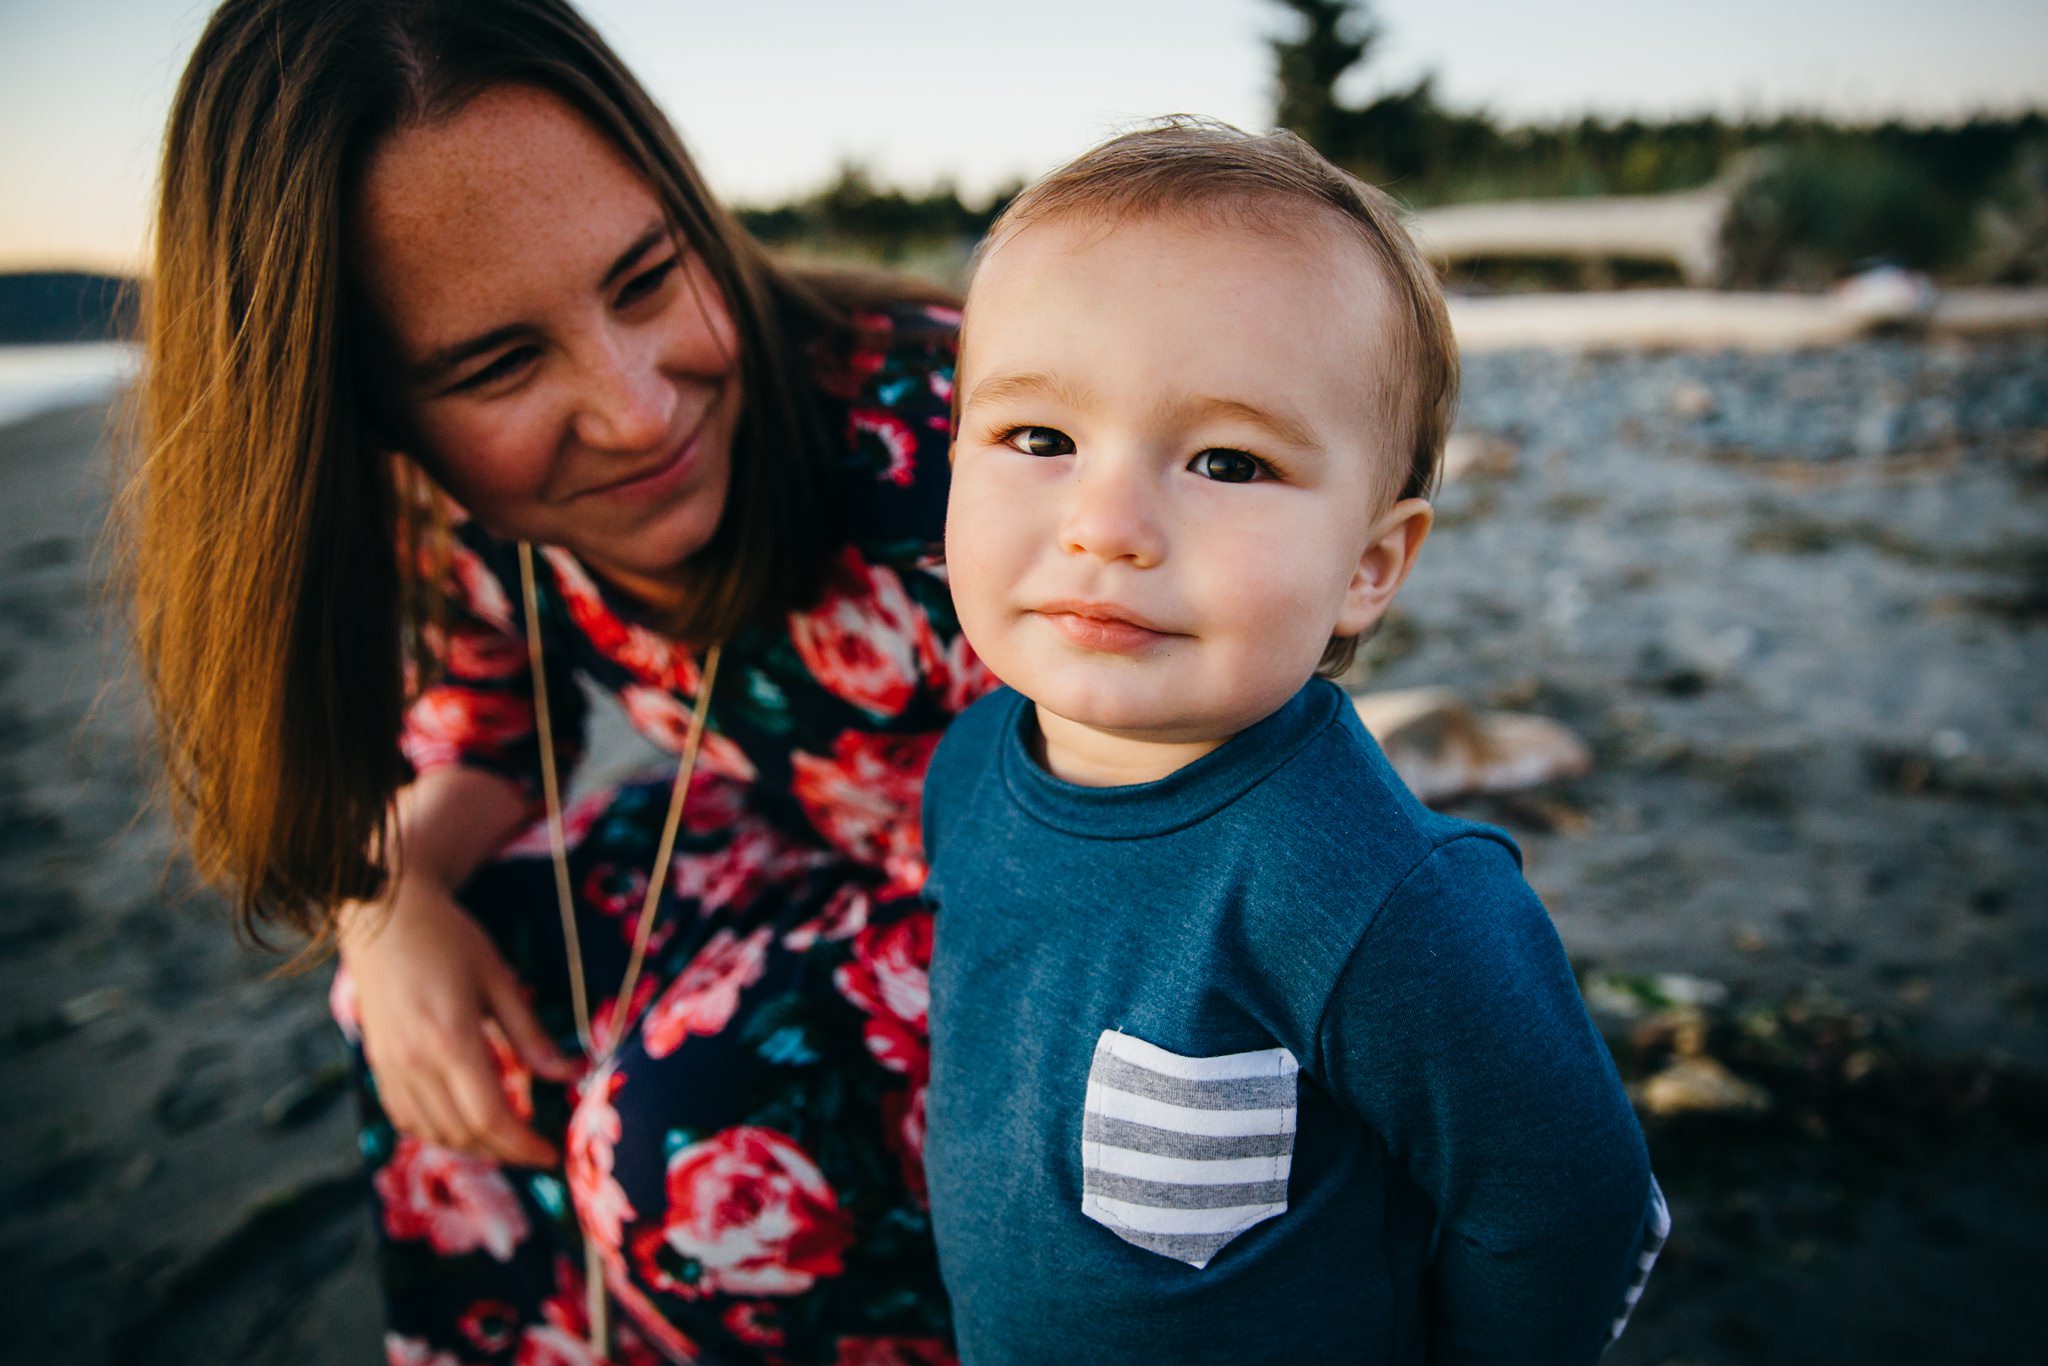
left=517, top=541, right=722, bottom=1355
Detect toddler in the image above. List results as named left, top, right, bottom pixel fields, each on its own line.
left=921, top=121, right=1666, bottom=1364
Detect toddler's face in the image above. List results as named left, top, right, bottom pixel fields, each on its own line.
left=949, top=212, right=1403, bottom=763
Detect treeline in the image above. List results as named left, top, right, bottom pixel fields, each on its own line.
left=0, top=271, right=137, bottom=345
left=1266, top=0, right=2046, bottom=283
left=1267, top=0, right=2040, bottom=206
left=742, top=0, right=2048, bottom=287
left=737, top=164, right=1000, bottom=275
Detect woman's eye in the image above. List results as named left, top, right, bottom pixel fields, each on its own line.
left=452, top=347, right=536, bottom=393
left=618, top=256, right=680, bottom=306
left=1003, top=426, right=1075, bottom=458
left=1189, top=448, right=1264, bottom=483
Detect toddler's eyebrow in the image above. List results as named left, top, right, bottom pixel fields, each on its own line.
left=1177, top=396, right=1319, bottom=452
left=964, top=370, right=1097, bottom=412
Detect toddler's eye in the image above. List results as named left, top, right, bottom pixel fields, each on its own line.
left=1189, top=448, right=1263, bottom=483
left=1003, top=426, right=1075, bottom=458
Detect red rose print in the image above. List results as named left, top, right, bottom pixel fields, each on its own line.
left=641, top=927, right=772, bottom=1060
left=539, top=1253, right=589, bottom=1337
left=498, top=787, right=607, bottom=859
left=589, top=975, right=660, bottom=1061
left=375, top=1137, right=531, bottom=1262
left=578, top=854, right=682, bottom=959
left=835, top=914, right=934, bottom=1204
left=788, top=549, right=924, bottom=719
left=782, top=882, right=871, bottom=951
left=401, top=689, right=536, bottom=774
left=834, top=914, right=931, bottom=1026
left=422, top=617, right=529, bottom=682
left=831, top=909, right=937, bottom=1204
left=545, top=549, right=702, bottom=693
left=723, top=1300, right=788, bottom=1348
left=515, top=1325, right=598, bottom=1366
left=857, top=1010, right=928, bottom=1083
left=914, top=617, right=999, bottom=719
left=833, top=1336, right=957, bottom=1366
left=850, top=408, right=919, bottom=487
left=602, top=1260, right=702, bottom=1364
left=580, top=860, right=651, bottom=925
left=810, top=321, right=891, bottom=399
left=697, top=730, right=759, bottom=785
left=619, top=685, right=737, bottom=764
left=447, top=542, right=517, bottom=632
left=613, top=1317, right=671, bottom=1365
left=537, top=1251, right=671, bottom=1364
left=790, top=730, right=939, bottom=880
left=565, top=1065, right=635, bottom=1261
left=460, top=1298, right=520, bottom=1354
left=385, top=1334, right=463, bottom=1366
left=666, top=822, right=820, bottom=918
left=679, top=767, right=749, bottom=834
left=882, top=1080, right=930, bottom=1206
left=632, top=1126, right=854, bottom=1299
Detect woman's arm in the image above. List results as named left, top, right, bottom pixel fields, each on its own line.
left=371, top=763, right=535, bottom=891
left=339, top=765, right=581, bottom=1166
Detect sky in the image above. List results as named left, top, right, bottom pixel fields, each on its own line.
left=1, top=0, right=2044, bottom=275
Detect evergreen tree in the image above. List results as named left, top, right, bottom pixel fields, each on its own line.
left=1269, top=0, right=1376, bottom=158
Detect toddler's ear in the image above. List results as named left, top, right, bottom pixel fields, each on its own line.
left=1334, top=498, right=1433, bottom=639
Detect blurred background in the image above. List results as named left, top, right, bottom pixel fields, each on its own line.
left=2, top=1, right=2044, bottom=1362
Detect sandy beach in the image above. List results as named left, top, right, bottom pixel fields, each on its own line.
left=3, top=333, right=2044, bottom=1363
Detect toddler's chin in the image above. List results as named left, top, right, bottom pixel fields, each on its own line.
left=1034, top=693, right=1231, bottom=749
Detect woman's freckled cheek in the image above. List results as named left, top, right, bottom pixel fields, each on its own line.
left=420, top=412, right=535, bottom=511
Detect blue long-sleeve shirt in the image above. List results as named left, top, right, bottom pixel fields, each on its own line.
left=922, top=680, right=1664, bottom=1364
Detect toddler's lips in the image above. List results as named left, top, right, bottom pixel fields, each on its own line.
left=1033, top=600, right=1179, bottom=654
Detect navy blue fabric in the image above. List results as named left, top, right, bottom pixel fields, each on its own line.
left=923, top=680, right=1656, bottom=1365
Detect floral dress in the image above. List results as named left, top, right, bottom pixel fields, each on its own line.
left=332, top=306, right=993, bottom=1366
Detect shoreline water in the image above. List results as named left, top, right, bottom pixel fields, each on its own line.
left=0, top=342, right=140, bottom=432
left=7, top=286, right=2047, bottom=438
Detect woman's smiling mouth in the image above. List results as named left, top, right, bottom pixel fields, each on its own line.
left=580, top=408, right=712, bottom=502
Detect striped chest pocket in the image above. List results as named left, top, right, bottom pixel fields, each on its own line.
left=1079, top=1029, right=1299, bottom=1269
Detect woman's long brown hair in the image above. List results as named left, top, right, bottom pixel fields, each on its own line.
left=126, top=0, right=950, bottom=951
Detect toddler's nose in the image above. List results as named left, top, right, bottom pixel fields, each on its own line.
left=1059, top=462, right=1165, bottom=567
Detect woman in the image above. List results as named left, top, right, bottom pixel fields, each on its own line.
left=130, top=1, right=987, bottom=1361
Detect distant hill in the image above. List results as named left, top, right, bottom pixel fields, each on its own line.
left=0, top=271, right=139, bottom=345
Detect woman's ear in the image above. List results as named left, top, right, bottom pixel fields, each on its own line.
left=1333, top=497, right=1434, bottom=639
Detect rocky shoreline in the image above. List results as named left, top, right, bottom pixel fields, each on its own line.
left=1381, top=335, right=2048, bottom=1363
left=2, top=334, right=2043, bottom=1363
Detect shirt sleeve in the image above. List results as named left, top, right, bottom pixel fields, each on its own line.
left=399, top=534, right=586, bottom=808
left=1317, top=835, right=1662, bottom=1365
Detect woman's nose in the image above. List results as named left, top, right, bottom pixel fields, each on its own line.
left=1059, top=459, right=1165, bottom=567
left=571, top=333, right=675, bottom=452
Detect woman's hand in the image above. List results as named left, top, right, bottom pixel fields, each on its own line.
left=339, top=765, right=580, bottom=1167
left=341, top=873, right=581, bottom=1167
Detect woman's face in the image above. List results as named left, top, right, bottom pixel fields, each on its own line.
left=356, top=84, right=742, bottom=603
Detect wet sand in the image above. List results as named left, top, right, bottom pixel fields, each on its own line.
left=2, top=335, right=2044, bottom=1363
